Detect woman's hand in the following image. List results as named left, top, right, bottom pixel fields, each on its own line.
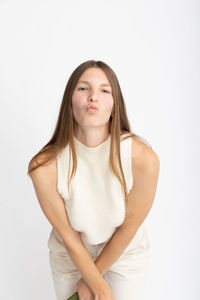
left=94, top=288, right=116, bottom=300
left=73, top=277, right=116, bottom=300
left=73, top=277, right=95, bottom=300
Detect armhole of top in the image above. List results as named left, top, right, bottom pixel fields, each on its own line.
left=120, top=134, right=133, bottom=193
left=129, top=136, right=134, bottom=192
left=56, top=146, right=71, bottom=203
left=56, top=149, right=65, bottom=199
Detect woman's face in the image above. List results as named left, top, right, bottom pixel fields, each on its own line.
left=72, top=67, right=114, bottom=130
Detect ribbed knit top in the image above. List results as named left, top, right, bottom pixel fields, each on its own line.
left=48, top=133, right=140, bottom=253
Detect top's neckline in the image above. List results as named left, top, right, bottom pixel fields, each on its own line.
left=74, top=134, right=111, bottom=152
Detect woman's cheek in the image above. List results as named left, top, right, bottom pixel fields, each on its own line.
left=103, top=100, right=114, bottom=114
left=72, top=95, right=85, bottom=111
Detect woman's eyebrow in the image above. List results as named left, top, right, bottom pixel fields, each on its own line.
left=78, top=80, right=111, bottom=87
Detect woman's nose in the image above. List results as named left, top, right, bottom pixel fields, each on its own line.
left=88, top=92, right=98, bottom=101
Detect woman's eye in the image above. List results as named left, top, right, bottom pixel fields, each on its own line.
left=78, top=87, right=110, bottom=94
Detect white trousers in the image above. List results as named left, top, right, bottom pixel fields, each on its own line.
left=49, top=226, right=150, bottom=300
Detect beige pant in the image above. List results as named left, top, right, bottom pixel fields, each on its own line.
left=49, top=226, right=150, bottom=300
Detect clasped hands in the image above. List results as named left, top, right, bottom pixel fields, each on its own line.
left=73, top=277, right=116, bottom=300
left=73, top=277, right=95, bottom=300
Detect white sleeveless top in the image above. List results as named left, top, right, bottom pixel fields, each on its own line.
left=47, top=133, right=145, bottom=253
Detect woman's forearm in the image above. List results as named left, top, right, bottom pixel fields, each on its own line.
left=94, top=222, right=138, bottom=275
left=65, top=235, right=110, bottom=295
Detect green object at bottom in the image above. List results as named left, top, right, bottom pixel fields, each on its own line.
left=66, top=292, right=79, bottom=300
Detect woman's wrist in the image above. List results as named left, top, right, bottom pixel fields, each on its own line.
left=94, top=282, right=111, bottom=297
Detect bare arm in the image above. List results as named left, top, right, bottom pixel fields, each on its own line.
left=93, top=140, right=160, bottom=275
left=29, top=157, right=111, bottom=297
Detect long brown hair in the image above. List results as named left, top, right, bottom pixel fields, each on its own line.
left=27, top=59, right=152, bottom=217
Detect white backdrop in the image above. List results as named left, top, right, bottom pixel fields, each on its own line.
left=0, top=0, right=199, bottom=299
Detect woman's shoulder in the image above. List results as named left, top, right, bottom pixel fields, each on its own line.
left=29, top=152, right=57, bottom=183
left=130, top=136, right=160, bottom=172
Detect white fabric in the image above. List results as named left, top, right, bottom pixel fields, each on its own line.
left=48, top=132, right=145, bottom=250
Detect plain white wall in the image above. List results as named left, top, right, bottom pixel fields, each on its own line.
left=0, top=0, right=199, bottom=299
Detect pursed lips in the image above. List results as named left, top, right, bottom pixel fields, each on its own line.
left=87, top=105, right=99, bottom=110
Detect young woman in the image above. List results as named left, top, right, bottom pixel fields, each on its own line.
left=27, top=60, right=160, bottom=300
